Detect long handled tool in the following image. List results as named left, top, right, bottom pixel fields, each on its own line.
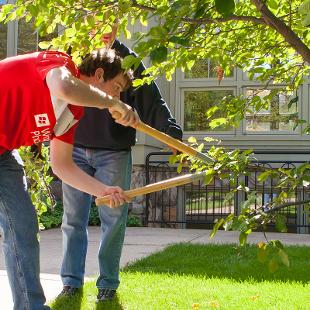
left=135, top=121, right=213, bottom=163
left=112, top=111, right=213, bottom=163
left=95, top=172, right=205, bottom=207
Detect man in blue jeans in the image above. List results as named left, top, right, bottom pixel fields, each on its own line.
left=0, top=48, right=138, bottom=310
left=59, top=32, right=183, bottom=302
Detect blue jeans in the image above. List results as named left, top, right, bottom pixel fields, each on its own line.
left=61, top=147, right=132, bottom=289
left=0, top=150, right=50, bottom=310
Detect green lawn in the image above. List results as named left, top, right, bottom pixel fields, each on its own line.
left=50, top=243, right=310, bottom=310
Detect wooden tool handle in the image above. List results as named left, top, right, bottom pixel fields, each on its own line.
left=95, top=172, right=205, bottom=207
left=111, top=111, right=213, bottom=163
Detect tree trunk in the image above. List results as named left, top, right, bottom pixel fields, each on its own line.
left=252, top=0, right=310, bottom=64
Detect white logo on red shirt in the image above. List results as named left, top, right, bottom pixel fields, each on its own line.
left=31, top=128, right=51, bottom=144
left=34, top=114, right=50, bottom=127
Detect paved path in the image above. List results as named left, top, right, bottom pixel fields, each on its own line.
left=0, top=227, right=309, bottom=309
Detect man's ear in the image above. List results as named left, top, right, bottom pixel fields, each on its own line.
left=94, top=68, right=104, bottom=81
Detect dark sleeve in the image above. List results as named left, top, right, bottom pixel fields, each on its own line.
left=131, top=81, right=183, bottom=140
left=113, top=40, right=183, bottom=140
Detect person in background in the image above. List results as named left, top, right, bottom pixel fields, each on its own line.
left=59, top=24, right=183, bottom=303
left=0, top=47, right=138, bottom=310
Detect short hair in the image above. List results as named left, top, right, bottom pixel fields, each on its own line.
left=79, top=48, right=133, bottom=90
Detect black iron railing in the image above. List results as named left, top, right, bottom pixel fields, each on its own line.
left=145, top=152, right=310, bottom=234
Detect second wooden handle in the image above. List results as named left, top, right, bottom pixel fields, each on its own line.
left=95, top=172, right=205, bottom=207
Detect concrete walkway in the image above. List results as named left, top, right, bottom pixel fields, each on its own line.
left=0, top=227, right=309, bottom=309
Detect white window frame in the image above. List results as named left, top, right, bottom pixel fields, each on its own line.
left=241, top=86, right=302, bottom=136
left=180, top=86, right=237, bottom=137
left=181, top=60, right=237, bottom=83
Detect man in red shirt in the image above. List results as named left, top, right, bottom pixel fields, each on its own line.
left=0, top=48, right=139, bottom=310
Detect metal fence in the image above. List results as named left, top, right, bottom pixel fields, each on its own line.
left=145, top=152, right=310, bottom=234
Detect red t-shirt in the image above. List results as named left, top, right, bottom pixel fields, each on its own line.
left=0, top=51, right=84, bottom=154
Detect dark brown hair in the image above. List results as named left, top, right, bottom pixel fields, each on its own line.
left=79, top=48, right=133, bottom=89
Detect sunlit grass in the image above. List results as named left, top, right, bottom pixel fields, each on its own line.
left=50, top=243, right=310, bottom=309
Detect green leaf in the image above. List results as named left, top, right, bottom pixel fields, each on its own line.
left=86, top=15, right=95, bottom=27
left=275, top=215, right=287, bottom=233
left=150, top=46, right=168, bottom=65
left=1, top=4, right=15, bottom=15
left=169, top=36, right=190, bottom=47
left=204, top=137, right=219, bottom=143
left=124, top=28, right=132, bottom=39
left=188, top=136, right=197, bottom=143
left=122, top=55, right=141, bottom=71
left=139, top=15, right=148, bottom=27
left=209, top=118, right=228, bottom=129
left=268, top=258, right=279, bottom=273
left=257, top=247, right=267, bottom=263
left=65, top=28, right=76, bottom=38
left=239, top=231, right=247, bottom=246
left=204, top=173, right=213, bottom=185
left=273, top=240, right=284, bottom=250
left=210, top=218, right=224, bottom=238
left=194, top=4, right=206, bottom=19
left=288, top=96, right=298, bottom=110
left=177, top=163, right=183, bottom=173
left=149, top=26, right=165, bottom=39
left=299, top=0, right=310, bottom=26
left=38, top=41, right=52, bottom=50
left=301, top=12, right=310, bottom=27
left=169, top=154, right=178, bottom=165
left=267, top=0, right=278, bottom=10
left=252, top=67, right=266, bottom=73
left=215, top=0, right=235, bottom=17
left=278, top=249, right=290, bottom=267
left=206, top=106, right=219, bottom=119
left=258, top=170, right=272, bottom=182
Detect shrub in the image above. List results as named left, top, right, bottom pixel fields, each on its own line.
left=40, top=202, right=63, bottom=229
left=40, top=202, right=142, bottom=229
left=127, top=214, right=142, bottom=227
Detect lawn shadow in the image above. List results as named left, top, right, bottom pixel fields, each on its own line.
left=95, top=294, right=124, bottom=310
left=50, top=287, right=83, bottom=310
left=122, top=243, right=310, bottom=284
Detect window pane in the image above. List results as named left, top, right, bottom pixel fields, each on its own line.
left=184, top=89, right=233, bottom=131
left=0, top=23, right=7, bottom=60
left=0, top=1, right=7, bottom=59
left=185, top=59, right=234, bottom=79
left=245, top=89, right=297, bottom=132
left=18, top=19, right=38, bottom=54
left=185, top=59, right=209, bottom=78
left=18, top=19, right=58, bottom=54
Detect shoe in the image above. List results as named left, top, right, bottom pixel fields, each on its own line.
left=97, top=288, right=116, bottom=302
left=57, top=285, right=79, bottom=297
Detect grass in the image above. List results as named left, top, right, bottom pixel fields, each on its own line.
left=49, top=243, right=310, bottom=310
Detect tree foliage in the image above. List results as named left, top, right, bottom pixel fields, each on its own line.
left=1, top=0, right=309, bottom=122
left=1, top=1, right=309, bottom=254
left=18, top=145, right=56, bottom=229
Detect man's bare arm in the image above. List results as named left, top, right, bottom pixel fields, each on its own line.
left=46, top=66, right=139, bottom=127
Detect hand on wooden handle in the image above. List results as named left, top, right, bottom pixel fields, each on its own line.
left=108, top=102, right=139, bottom=127
left=111, top=111, right=122, bottom=120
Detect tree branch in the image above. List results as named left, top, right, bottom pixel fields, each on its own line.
left=252, top=0, right=310, bottom=64
left=183, top=14, right=266, bottom=26
left=131, top=1, right=266, bottom=25
left=262, top=199, right=310, bottom=214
